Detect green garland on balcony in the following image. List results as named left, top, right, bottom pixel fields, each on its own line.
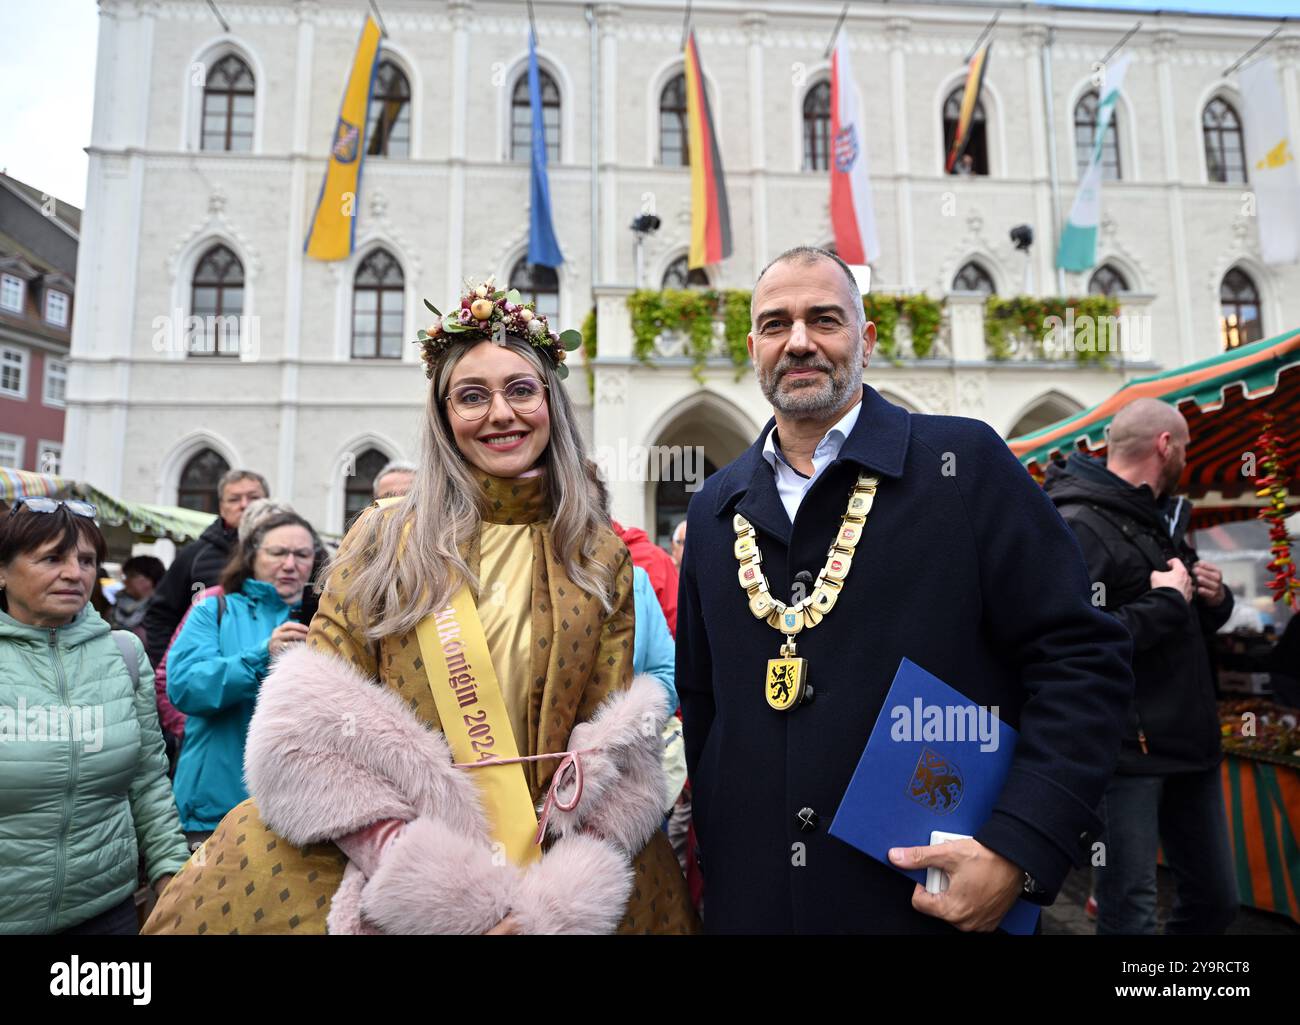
left=861, top=295, right=900, bottom=360
left=626, top=289, right=952, bottom=379
left=628, top=289, right=752, bottom=382
left=581, top=306, right=598, bottom=398
left=984, top=295, right=1122, bottom=363
left=901, top=295, right=943, bottom=359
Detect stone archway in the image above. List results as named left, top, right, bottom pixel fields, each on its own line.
left=643, top=394, right=755, bottom=547
left=1006, top=391, right=1086, bottom=440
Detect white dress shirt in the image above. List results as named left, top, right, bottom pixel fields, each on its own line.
left=760, top=399, right=862, bottom=523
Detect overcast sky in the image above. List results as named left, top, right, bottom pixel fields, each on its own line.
left=0, top=0, right=1293, bottom=211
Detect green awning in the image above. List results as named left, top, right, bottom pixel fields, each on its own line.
left=0, top=468, right=213, bottom=544
left=1008, top=326, right=1300, bottom=500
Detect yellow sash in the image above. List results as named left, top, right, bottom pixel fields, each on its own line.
left=414, top=584, right=541, bottom=866
left=374, top=496, right=540, bottom=865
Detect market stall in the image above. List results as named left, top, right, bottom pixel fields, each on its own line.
left=1008, top=330, right=1300, bottom=924
left=1219, top=701, right=1300, bottom=925
left=0, top=466, right=214, bottom=560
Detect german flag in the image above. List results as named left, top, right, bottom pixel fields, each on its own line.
left=944, top=41, right=992, bottom=174
left=685, top=29, right=732, bottom=269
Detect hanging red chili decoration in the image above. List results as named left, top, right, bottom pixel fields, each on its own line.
left=1254, top=412, right=1300, bottom=610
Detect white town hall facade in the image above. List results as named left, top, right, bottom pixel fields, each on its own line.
left=65, top=0, right=1300, bottom=542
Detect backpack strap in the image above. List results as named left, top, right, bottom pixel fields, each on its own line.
left=1061, top=500, right=1170, bottom=573
left=110, top=631, right=140, bottom=689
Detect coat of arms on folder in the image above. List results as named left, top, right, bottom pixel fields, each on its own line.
left=908, top=747, right=963, bottom=814
left=829, top=658, right=1041, bottom=934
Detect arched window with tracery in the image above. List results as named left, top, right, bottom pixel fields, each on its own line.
left=201, top=54, right=255, bottom=152
left=352, top=249, right=405, bottom=359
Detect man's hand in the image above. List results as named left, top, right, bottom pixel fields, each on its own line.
left=889, top=840, right=1023, bottom=932
left=1150, top=558, right=1193, bottom=602
left=1193, top=561, right=1226, bottom=607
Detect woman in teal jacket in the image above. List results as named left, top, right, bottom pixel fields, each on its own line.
left=0, top=499, right=188, bottom=934
left=167, top=510, right=319, bottom=840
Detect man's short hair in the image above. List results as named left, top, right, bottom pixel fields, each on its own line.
left=751, top=245, right=865, bottom=329
left=373, top=460, right=417, bottom=498
left=1107, top=398, right=1188, bottom=463
left=217, top=469, right=270, bottom=503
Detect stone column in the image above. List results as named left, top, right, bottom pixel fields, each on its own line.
left=597, top=4, right=621, bottom=283
left=946, top=293, right=988, bottom=362
left=886, top=19, right=916, bottom=291
left=1154, top=30, right=1195, bottom=365
left=745, top=11, right=768, bottom=279
left=446, top=0, right=472, bottom=299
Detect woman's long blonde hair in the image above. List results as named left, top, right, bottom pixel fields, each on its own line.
left=327, top=335, right=615, bottom=641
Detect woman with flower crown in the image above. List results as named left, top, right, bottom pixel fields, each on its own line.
left=143, top=280, right=698, bottom=935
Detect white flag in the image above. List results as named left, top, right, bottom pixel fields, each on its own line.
left=1058, top=55, right=1131, bottom=272
left=1240, top=58, right=1300, bottom=265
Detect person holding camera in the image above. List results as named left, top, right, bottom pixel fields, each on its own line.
left=165, top=510, right=320, bottom=849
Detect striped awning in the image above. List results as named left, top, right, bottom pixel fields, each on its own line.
left=0, top=468, right=213, bottom=544
left=1009, top=326, right=1300, bottom=503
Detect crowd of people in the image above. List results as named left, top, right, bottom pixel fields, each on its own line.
left=0, top=245, right=1275, bottom=935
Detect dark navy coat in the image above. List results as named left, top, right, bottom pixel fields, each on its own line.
left=676, top=386, right=1134, bottom=933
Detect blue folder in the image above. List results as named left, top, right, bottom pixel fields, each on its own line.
left=828, top=657, right=1041, bottom=934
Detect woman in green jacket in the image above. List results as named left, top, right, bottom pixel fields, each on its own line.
left=0, top=498, right=189, bottom=934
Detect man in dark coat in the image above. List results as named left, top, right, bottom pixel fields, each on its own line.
left=676, top=246, right=1134, bottom=933
left=1045, top=399, right=1238, bottom=934
left=143, top=469, right=268, bottom=666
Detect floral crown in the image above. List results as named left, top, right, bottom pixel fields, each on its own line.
left=413, top=276, right=583, bottom=380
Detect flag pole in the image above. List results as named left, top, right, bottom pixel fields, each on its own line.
left=204, top=0, right=230, bottom=33
left=965, top=11, right=1000, bottom=64
left=526, top=0, right=538, bottom=42
left=1223, top=20, right=1288, bottom=77
left=1098, top=21, right=1142, bottom=66
left=680, top=0, right=693, bottom=51
left=367, top=0, right=389, bottom=38
left=823, top=3, right=850, bottom=60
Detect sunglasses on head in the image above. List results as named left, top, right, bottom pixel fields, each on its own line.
left=7, top=497, right=98, bottom=519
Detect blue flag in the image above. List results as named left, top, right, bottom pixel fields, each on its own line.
left=527, top=31, right=563, bottom=268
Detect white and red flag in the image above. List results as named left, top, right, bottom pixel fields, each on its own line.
left=829, top=30, right=880, bottom=267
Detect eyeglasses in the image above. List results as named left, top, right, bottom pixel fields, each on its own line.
left=7, top=497, right=97, bottom=518
left=446, top=377, right=548, bottom=422
left=260, top=546, right=315, bottom=563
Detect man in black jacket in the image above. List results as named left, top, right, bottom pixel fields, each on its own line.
left=1046, top=398, right=1237, bottom=934
left=143, top=469, right=268, bottom=666
left=676, top=246, right=1134, bottom=933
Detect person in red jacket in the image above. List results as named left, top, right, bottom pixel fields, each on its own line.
left=611, top=521, right=678, bottom=638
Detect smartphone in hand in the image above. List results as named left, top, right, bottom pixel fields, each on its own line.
left=289, top=589, right=320, bottom=626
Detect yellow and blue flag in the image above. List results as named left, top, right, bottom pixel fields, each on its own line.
left=305, top=16, right=383, bottom=261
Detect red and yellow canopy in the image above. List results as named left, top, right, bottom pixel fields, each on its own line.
left=1008, top=327, right=1300, bottom=512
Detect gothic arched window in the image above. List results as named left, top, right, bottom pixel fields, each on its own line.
left=803, top=81, right=832, bottom=171
left=1074, top=90, right=1122, bottom=181
left=511, top=69, right=560, bottom=163
left=201, top=54, right=255, bottom=152
left=366, top=58, right=411, bottom=158
left=177, top=448, right=231, bottom=514
left=659, top=73, right=689, bottom=167
left=952, top=261, right=995, bottom=295
left=352, top=249, right=405, bottom=359
left=190, top=244, right=244, bottom=356
left=1220, top=267, right=1262, bottom=349
left=942, top=87, right=988, bottom=175
left=1203, top=97, right=1247, bottom=184
left=509, top=258, right=559, bottom=322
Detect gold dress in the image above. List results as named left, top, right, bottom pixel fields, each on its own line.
left=144, top=473, right=697, bottom=935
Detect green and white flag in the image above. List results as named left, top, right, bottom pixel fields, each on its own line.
left=1058, top=54, right=1132, bottom=273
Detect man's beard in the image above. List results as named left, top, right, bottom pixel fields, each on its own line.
left=1158, top=454, right=1185, bottom=499
left=758, top=339, right=863, bottom=418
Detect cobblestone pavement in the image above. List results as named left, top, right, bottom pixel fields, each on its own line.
left=1043, top=865, right=1300, bottom=935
